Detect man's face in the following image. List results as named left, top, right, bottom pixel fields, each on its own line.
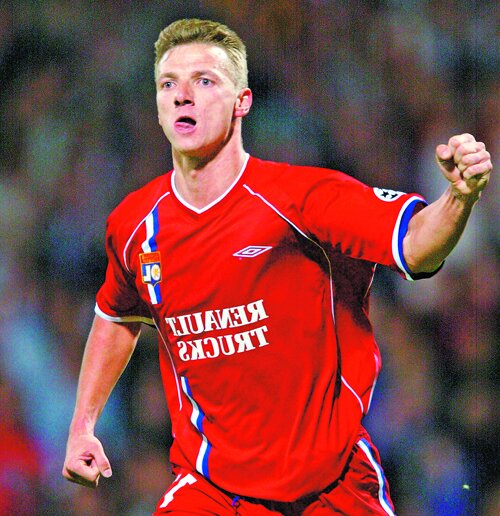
left=156, top=43, right=248, bottom=159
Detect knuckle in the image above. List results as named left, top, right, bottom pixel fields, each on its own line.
left=463, top=153, right=476, bottom=165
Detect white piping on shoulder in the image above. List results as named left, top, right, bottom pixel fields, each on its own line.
left=122, top=191, right=171, bottom=273
left=243, top=183, right=373, bottom=416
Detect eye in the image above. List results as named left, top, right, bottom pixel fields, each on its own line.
left=199, top=78, right=213, bottom=87
left=161, top=80, right=174, bottom=89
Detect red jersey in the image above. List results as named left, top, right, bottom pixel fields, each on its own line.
left=96, top=155, right=426, bottom=501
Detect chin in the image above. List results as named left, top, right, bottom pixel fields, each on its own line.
left=175, top=140, right=226, bottom=160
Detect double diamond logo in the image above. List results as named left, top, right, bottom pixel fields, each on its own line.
left=233, top=246, right=273, bottom=258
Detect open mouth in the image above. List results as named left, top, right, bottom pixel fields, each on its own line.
left=175, top=116, right=196, bottom=127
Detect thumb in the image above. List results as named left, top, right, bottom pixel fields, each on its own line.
left=435, top=143, right=455, bottom=173
left=101, top=465, right=113, bottom=478
left=94, top=447, right=113, bottom=478
left=99, top=461, right=112, bottom=478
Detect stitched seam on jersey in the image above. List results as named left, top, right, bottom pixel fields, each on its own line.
left=391, top=196, right=426, bottom=281
left=364, top=263, right=377, bottom=300
left=123, top=191, right=171, bottom=273
left=156, top=322, right=183, bottom=410
left=358, top=439, right=396, bottom=516
left=366, top=353, right=380, bottom=414
left=364, top=264, right=378, bottom=414
left=341, top=376, right=364, bottom=413
left=243, top=183, right=368, bottom=414
left=242, top=183, right=336, bottom=321
left=171, top=153, right=250, bottom=214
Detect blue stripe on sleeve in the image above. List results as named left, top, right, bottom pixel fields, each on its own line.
left=397, top=198, right=424, bottom=278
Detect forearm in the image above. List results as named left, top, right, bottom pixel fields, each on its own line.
left=403, top=185, right=477, bottom=274
left=70, top=315, right=141, bottom=435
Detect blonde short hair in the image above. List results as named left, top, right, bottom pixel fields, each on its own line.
left=154, top=18, right=248, bottom=89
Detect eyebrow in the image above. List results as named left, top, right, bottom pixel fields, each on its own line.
left=158, top=69, right=220, bottom=81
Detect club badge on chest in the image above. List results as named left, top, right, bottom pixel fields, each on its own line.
left=140, top=251, right=162, bottom=286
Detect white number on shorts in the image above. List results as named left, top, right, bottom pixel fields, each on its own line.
left=159, top=473, right=197, bottom=508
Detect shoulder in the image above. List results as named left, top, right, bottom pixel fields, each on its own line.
left=106, top=172, right=172, bottom=239
left=245, top=156, right=366, bottom=197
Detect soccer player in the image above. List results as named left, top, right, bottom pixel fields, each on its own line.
left=62, top=19, right=492, bottom=515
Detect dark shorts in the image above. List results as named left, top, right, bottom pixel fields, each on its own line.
left=154, top=434, right=396, bottom=515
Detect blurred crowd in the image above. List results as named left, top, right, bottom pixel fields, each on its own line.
left=0, top=1, right=498, bottom=515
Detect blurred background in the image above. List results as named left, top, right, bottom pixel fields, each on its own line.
left=0, top=1, right=498, bottom=514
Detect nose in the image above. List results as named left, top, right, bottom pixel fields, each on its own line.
left=174, top=82, right=194, bottom=106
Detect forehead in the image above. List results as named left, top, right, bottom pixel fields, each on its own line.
left=158, top=43, right=233, bottom=77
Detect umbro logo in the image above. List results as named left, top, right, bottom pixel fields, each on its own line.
left=233, top=246, right=273, bottom=258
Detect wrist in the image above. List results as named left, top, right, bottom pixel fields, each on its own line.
left=69, top=414, right=96, bottom=436
left=447, top=185, right=480, bottom=210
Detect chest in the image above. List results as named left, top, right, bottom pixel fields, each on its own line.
left=128, top=191, right=316, bottom=314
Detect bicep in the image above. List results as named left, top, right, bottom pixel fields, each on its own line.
left=88, top=315, right=142, bottom=346
left=78, top=316, right=142, bottom=396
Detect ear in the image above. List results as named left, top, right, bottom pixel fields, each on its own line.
left=234, top=88, right=253, bottom=118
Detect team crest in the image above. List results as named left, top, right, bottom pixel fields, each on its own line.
left=140, top=252, right=162, bottom=286
left=373, top=187, right=404, bottom=202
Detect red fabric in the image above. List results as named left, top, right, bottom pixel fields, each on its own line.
left=154, top=428, right=395, bottom=515
left=96, top=156, right=423, bottom=500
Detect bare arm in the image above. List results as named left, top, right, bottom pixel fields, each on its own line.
left=62, top=315, right=141, bottom=488
left=403, top=133, right=492, bottom=274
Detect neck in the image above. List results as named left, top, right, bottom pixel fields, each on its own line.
left=172, top=136, right=247, bottom=210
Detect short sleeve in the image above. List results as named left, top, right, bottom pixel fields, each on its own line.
left=300, top=172, right=430, bottom=280
left=95, top=218, right=153, bottom=324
